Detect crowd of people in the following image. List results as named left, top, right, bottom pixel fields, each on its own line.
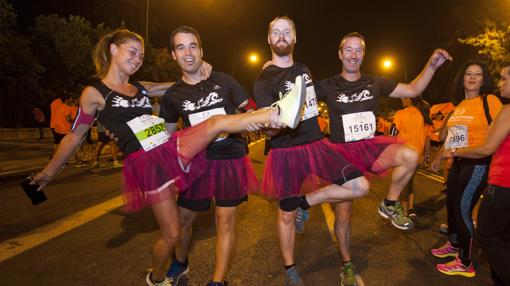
left=29, top=15, right=509, bottom=286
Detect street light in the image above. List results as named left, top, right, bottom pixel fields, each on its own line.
left=382, top=58, right=393, bottom=70
left=232, top=52, right=260, bottom=77
left=248, top=53, right=259, bottom=64
left=381, top=57, right=407, bottom=82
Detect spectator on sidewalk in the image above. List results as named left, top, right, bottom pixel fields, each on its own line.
left=92, top=122, right=122, bottom=168
left=32, top=106, right=45, bottom=140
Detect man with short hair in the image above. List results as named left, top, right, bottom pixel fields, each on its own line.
left=254, top=17, right=369, bottom=286
left=307, top=32, right=451, bottom=285
left=159, top=26, right=259, bottom=286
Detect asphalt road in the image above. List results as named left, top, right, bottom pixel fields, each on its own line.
left=0, top=140, right=493, bottom=285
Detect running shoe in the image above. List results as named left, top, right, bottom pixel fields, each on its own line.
left=74, top=160, right=88, bottom=167
left=273, top=75, right=306, bottom=129
left=377, top=201, right=414, bottom=230
left=295, top=207, right=309, bottom=234
left=340, top=262, right=358, bottom=286
left=112, top=160, right=123, bottom=168
left=407, top=208, right=417, bottom=219
left=166, top=259, right=189, bottom=285
left=91, top=161, right=105, bottom=168
left=285, top=266, right=305, bottom=286
left=206, top=281, right=228, bottom=286
left=430, top=241, right=458, bottom=258
left=439, top=223, right=448, bottom=234
left=436, top=257, right=475, bottom=277
left=146, top=271, right=173, bottom=286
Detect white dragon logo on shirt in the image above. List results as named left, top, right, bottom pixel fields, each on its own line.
left=337, top=90, right=373, bottom=103
left=182, top=92, right=224, bottom=111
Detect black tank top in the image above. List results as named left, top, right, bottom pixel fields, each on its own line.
left=93, top=81, right=153, bottom=155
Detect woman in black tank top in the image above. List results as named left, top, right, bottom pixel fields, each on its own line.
left=31, top=29, right=305, bottom=285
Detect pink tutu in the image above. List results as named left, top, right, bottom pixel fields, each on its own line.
left=261, top=138, right=361, bottom=199
left=179, top=155, right=259, bottom=201
left=331, top=136, right=405, bottom=175
left=122, top=124, right=210, bottom=212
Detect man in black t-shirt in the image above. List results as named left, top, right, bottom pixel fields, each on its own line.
left=254, top=17, right=368, bottom=286
left=159, top=26, right=258, bottom=286
left=303, top=32, right=451, bottom=285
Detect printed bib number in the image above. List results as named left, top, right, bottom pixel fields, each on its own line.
left=300, top=86, right=319, bottom=121
left=342, top=112, right=376, bottom=142
left=445, top=125, right=468, bottom=149
left=127, top=115, right=169, bottom=152
left=188, top=107, right=228, bottom=142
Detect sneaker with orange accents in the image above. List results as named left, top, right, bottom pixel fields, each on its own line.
left=436, top=257, right=475, bottom=277
left=430, top=241, right=459, bottom=258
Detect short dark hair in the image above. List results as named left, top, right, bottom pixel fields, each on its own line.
left=169, top=26, right=202, bottom=51
left=339, top=32, right=365, bottom=50
left=451, top=60, right=494, bottom=105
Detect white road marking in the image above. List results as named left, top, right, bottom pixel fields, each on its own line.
left=0, top=195, right=123, bottom=263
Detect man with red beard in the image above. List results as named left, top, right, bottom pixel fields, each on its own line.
left=254, top=17, right=369, bottom=286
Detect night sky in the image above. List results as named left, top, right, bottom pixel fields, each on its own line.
left=10, top=0, right=510, bottom=94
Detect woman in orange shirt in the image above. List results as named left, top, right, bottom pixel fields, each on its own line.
left=431, top=60, right=502, bottom=277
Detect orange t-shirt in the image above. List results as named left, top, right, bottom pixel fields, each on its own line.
left=49, top=98, right=62, bottom=129
left=52, top=103, right=72, bottom=135
left=317, top=116, right=328, bottom=133
left=394, top=106, right=430, bottom=159
left=447, top=94, right=502, bottom=148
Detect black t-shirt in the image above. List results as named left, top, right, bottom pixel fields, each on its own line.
left=315, top=74, right=397, bottom=143
left=254, top=62, right=323, bottom=148
left=159, top=72, right=249, bottom=160
left=94, top=81, right=152, bottom=155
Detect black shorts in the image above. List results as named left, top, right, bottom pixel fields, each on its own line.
left=85, top=129, right=93, bottom=144
left=52, top=129, right=65, bottom=144
left=177, top=195, right=248, bottom=212
left=98, top=132, right=111, bottom=143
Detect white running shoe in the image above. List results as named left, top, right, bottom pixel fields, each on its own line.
left=273, top=75, right=306, bottom=129
left=146, top=271, right=173, bottom=286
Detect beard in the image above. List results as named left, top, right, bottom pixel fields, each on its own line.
left=270, top=39, right=294, bottom=56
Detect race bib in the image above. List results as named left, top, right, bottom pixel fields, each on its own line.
left=445, top=125, right=468, bottom=149
left=188, top=107, right=228, bottom=142
left=300, top=86, right=319, bottom=121
left=127, top=115, right=169, bottom=152
left=342, top=112, right=376, bottom=142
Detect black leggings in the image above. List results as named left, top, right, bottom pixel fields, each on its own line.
left=477, top=185, right=510, bottom=285
left=446, top=157, right=490, bottom=262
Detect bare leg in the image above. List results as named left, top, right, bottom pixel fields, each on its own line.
left=94, top=142, right=106, bottom=162
left=213, top=206, right=239, bottom=282
left=109, top=141, right=119, bottom=162
left=179, top=109, right=276, bottom=160
left=175, top=207, right=198, bottom=263
left=305, top=177, right=369, bottom=206
left=334, top=201, right=353, bottom=262
left=278, top=209, right=297, bottom=266
left=373, top=144, right=418, bottom=201
left=150, top=196, right=181, bottom=282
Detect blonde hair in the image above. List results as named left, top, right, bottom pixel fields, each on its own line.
left=92, top=29, right=144, bottom=78
left=268, top=16, right=296, bottom=38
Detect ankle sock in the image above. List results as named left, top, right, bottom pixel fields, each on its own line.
left=175, top=256, right=189, bottom=267
left=284, top=263, right=295, bottom=270
left=384, top=199, right=396, bottom=206
left=299, top=196, right=311, bottom=210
